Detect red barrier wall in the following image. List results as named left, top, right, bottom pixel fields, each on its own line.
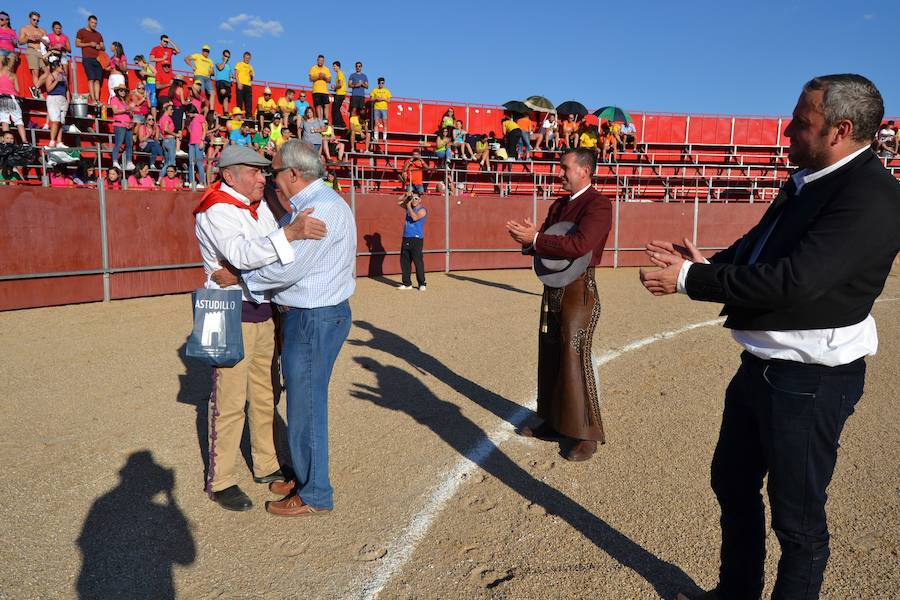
left=0, top=187, right=771, bottom=311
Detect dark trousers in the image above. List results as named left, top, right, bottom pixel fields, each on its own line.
left=400, top=237, right=425, bottom=287
left=711, top=351, right=865, bottom=599
left=237, top=85, right=253, bottom=118
left=331, top=94, right=346, bottom=128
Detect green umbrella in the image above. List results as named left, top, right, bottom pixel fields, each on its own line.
left=592, top=106, right=632, bottom=123
left=524, top=95, right=555, bottom=113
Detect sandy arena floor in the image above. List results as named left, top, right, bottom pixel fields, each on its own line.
left=1, top=267, right=898, bottom=600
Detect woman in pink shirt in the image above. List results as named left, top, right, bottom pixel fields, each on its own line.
left=130, top=83, right=150, bottom=124
left=186, top=104, right=207, bottom=188
left=160, top=164, right=182, bottom=190
left=105, top=166, right=122, bottom=189
left=0, top=55, right=27, bottom=143
left=49, top=164, right=74, bottom=187
left=0, top=12, right=16, bottom=59
left=157, top=102, right=178, bottom=178
left=107, top=41, right=128, bottom=99
left=109, top=84, right=135, bottom=170
left=127, top=161, right=155, bottom=189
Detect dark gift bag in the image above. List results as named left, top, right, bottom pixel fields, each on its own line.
left=186, top=288, right=244, bottom=367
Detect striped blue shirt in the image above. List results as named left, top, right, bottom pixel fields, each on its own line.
left=242, top=179, right=356, bottom=308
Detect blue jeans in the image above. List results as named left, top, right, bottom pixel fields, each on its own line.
left=112, top=127, right=133, bottom=166
left=162, top=137, right=177, bottom=171
left=141, top=139, right=164, bottom=162
left=188, top=143, right=206, bottom=186
left=711, top=352, right=865, bottom=599
left=280, top=300, right=351, bottom=509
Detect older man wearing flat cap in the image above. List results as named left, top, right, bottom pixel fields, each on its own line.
left=193, top=145, right=327, bottom=511
left=507, top=147, right=613, bottom=462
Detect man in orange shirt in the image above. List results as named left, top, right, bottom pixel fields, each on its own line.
left=402, top=149, right=427, bottom=195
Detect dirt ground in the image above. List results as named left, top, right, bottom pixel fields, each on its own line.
left=1, top=267, right=898, bottom=600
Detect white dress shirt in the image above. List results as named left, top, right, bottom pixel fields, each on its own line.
left=194, top=182, right=295, bottom=302
left=242, top=178, right=357, bottom=309
left=676, top=145, right=877, bottom=366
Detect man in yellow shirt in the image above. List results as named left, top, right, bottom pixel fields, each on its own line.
left=308, top=54, right=332, bottom=120
left=234, top=51, right=255, bottom=117
left=185, top=44, right=215, bottom=110
left=226, top=106, right=244, bottom=131
left=370, top=77, right=392, bottom=150
left=278, top=89, right=298, bottom=125
left=330, top=60, right=347, bottom=129
left=257, top=87, right=278, bottom=129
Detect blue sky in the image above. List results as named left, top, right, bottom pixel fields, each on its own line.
left=21, top=0, right=900, bottom=117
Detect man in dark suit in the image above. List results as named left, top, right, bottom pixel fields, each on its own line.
left=641, top=74, right=900, bottom=599
left=507, top=148, right=613, bottom=461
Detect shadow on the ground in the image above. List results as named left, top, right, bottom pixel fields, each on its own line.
left=348, top=325, right=700, bottom=597
left=76, top=451, right=195, bottom=600
left=446, top=272, right=542, bottom=296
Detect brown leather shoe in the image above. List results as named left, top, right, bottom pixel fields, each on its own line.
left=269, top=479, right=296, bottom=496
left=519, top=422, right=562, bottom=440
left=265, top=494, right=331, bottom=517
left=564, top=439, right=597, bottom=462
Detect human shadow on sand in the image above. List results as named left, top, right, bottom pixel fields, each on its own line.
left=76, top=451, right=195, bottom=600
left=446, top=272, right=542, bottom=296
left=348, top=337, right=700, bottom=597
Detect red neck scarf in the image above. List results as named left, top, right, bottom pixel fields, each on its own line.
left=192, top=181, right=260, bottom=220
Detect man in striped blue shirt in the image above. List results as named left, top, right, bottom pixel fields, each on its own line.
left=213, top=140, right=356, bottom=516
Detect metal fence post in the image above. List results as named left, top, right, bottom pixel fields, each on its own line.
left=98, top=178, right=111, bottom=302
left=444, top=160, right=450, bottom=273
left=692, top=193, right=699, bottom=247
left=418, top=101, right=423, bottom=135
left=613, top=187, right=621, bottom=269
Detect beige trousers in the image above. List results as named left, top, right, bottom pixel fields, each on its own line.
left=206, top=319, right=280, bottom=493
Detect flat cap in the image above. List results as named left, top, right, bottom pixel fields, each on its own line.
left=217, top=145, right=271, bottom=169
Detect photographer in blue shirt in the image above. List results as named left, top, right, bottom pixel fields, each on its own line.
left=398, top=193, right=427, bottom=291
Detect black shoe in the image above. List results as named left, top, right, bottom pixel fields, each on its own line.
left=253, top=469, right=286, bottom=484
left=211, top=485, right=253, bottom=511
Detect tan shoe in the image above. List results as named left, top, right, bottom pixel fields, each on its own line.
left=265, top=494, right=330, bottom=517
left=564, top=439, right=597, bottom=462
left=268, top=479, right=296, bottom=496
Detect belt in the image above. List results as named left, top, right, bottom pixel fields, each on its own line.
left=741, top=350, right=866, bottom=374
left=274, top=304, right=297, bottom=313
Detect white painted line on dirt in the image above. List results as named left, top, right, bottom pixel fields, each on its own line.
left=354, top=317, right=726, bottom=600
left=356, top=297, right=900, bottom=599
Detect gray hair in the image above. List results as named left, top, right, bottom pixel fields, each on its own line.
left=803, top=74, right=884, bottom=142
left=279, top=140, right=325, bottom=181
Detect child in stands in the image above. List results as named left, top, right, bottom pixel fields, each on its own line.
left=160, top=164, right=183, bottom=190
left=105, top=166, right=122, bottom=189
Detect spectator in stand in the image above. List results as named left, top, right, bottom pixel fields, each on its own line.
left=517, top=113, right=541, bottom=156
left=73, top=160, right=97, bottom=186
left=321, top=120, right=345, bottom=162
left=133, top=55, right=156, bottom=115
left=109, top=83, right=136, bottom=171
left=876, top=121, right=896, bottom=159
left=189, top=79, right=209, bottom=115
left=226, top=106, right=244, bottom=131
left=257, top=87, right=278, bottom=130
left=600, top=121, right=622, bottom=163
left=434, top=126, right=453, bottom=164
left=75, top=14, right=105, bottom=105
left=186, top=104, right=207, bottom=189
left=398, top=193, right=427, bottom=291
left=0, top=55, right=29, bottom=144
left=278, top=88, right=297, bottom=127
left=370, top=77, right=391, bottom=150
left=104, top=166, right=122, bottom=189
left=541, top=113, right=558, bottom=150
left=160, top=164, right=182, bottom=190
left=215, top=49, right=233, bottom=114
left=301, top=107, right=324, bottom=153
left=158, top=102, right=178, bottom=177
left=234, top=52, right=254, bottom=117
left=185, top=44, right=215, bottom=112
left=230, top=120, right=253, bottom=147
left=293, top=90, right=310, bottom=130
left=18, top=11, right=46, bottom=98
left=107, top=41, right=128, bottom=99
left=268, top=114, right=285, bottom=148
left=37, top=56, right=70, bottom=148
left=578, top=122, right=599, bottom=156
left=206, top=135, right=226, bottom=183
left=402, top=148, right=426, bottom=195
left=348, top=61, right=367, bottom=115
left=331, top=61, right=346, bottom=129
left=349, top=107, right=371, bottom=153
left=47, top=22, right=71, bottom=73
left=49, top=164, right=74, bottom=187
left=440, top=108, right=456, bottom=130
left=136, top=113, right=163, bottom=166
left=155, top=62, right=174, bottom=107
left=0, top=164, right=22, bottom=184
left=149, top=34, right=179, bottom=70
left=619, top=120, right=637, bottom=152
left=501, top=116, right=523, bottom=159
left=0, top=12, right=17, bottom=60
left=127, top=161, right=155, bottom=189
left=253, top=123, right=272, bottom=156
left=561, top=113, right=579, bottom=148
left=309, top=54, right=331, bottom=120
left=452, top=119, right=475, bottom=160
left=276, top=125, right=296, bottom=149
left=324, top=170, right=342, bottom=191
left=170, top=77, right=189, bottom=130
left=130, top=82, right=150, bottom=124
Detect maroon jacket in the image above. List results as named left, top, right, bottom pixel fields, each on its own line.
left=533, top=186, right=612, bottom=267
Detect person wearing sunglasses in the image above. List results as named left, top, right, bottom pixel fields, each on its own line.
left=18, top=11, right=46, bottom=98
left=0, top=13, right=16, bottom=60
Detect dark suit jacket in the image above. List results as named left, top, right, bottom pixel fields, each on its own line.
left=532, top=187, right=613, bottom=267
left=687, top=149, right=900, bottom=331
